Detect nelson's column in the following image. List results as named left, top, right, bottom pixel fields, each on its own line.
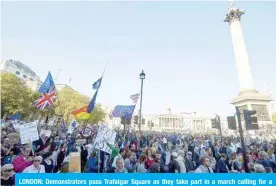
left=224, top=0, right=272, bottom=125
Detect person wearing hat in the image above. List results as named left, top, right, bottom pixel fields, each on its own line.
left=168, top=152, right=180, bottom=173
left=1, top=164, right=15, bottom=186
left=22, top=156, right=45, bottom=173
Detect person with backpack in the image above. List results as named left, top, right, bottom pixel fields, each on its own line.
left=168, top=152, right=180, bottom=173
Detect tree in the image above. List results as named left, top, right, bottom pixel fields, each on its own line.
left=1, top=73, right=39, bottom=119
left=86, top=104, right=106, bottom=124
left=272, top=113, right=276, bottom=124
left=54, top=86, right=90, bottom=123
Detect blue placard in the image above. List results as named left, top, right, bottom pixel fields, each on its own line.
left=16, top=173, right=275, bottom=186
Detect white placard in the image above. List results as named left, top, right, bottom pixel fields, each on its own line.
left=19, top=122, right=39, bottom=144
left=94, top=124, right=116, bottom=154
left=40, top=129, right=51, bottom=137
left=12, top=121, right=20, bottom=131
left=48, top=120, right=54, bottom=126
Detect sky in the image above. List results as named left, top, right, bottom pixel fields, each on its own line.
left=1, top=1, right=276, bottom=118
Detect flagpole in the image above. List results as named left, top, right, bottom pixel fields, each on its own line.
left=86, top=61, right=108, bottom=125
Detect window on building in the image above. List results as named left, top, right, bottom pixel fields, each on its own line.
left=15, top=71, right=20, bottom=75
left=23, top=75, right=27, bottom=78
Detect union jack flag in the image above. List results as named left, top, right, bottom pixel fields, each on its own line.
left=130, top=93, right=139, bottom=104
left=34, top=86, right=57, bottom=110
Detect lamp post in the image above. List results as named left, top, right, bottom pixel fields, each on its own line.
left=139, top=70, right=145, bottom=132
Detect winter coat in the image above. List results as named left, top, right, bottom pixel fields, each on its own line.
left=216, top=159, right=229, bottom=173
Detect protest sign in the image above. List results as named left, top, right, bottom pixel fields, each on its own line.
left=7, top=133, right=20, bottom=144
left=82, top=127, right=93, bottom=138
left=40, top=129, right=51, bottom=137
left=69, top=152, right=81, bottom=173
left=76, top=139, right=86, bottom=145
left=94, top=124, right=116, bottom=154
left=19, top=122, right=39, bottom=144
left=48, top=120, right=54, bottom=126
left=12, top=121, right=20, bottom=131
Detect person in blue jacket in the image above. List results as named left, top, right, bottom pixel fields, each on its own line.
left=85, top=151, right=99, bottom=173
left=216, top=153, right=229, bottom=173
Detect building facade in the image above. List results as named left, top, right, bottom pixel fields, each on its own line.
left=140, top=112, right=212, bottom=133
left=106, top=108, right=215, bottom=133
left=0, top=59, right=41, bottom=91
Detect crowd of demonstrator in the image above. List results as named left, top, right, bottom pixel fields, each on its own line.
left=1, top=121, right=276, bottom=185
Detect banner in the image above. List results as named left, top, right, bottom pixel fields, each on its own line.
left=69, top=152, right=81, bottom=173
left=94, top=124, right=116, bottom=154
left=16, top=173, right=276, bottom=186
left=19, top=122, right=39, bottom=144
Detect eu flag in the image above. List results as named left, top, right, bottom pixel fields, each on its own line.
left=9, top=113, right=21, bottom=120
left=71, top=120, right=77, bottom=128
left=93, top=78, right=102, bottom=90
left=112, top=105, right=135, bottom=119
left=87, top=90, right=98, bottom=113
left=38, top=72, right=55, bottom=93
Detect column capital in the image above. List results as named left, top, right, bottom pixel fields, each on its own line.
left=224, top=8, right=245, bottom=24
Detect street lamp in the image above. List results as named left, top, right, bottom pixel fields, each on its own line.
left=139, top=70, right=145, bottom=132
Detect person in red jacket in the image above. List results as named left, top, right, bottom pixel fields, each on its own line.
left=145, top=148, right=156, bottom=169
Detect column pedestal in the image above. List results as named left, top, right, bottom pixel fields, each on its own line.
left=231, top=90, right=272, bottom=126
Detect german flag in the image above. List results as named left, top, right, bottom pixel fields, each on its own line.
left=72, top=106, right=88, bottom=116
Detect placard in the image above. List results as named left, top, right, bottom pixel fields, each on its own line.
left=11, top=121, right=20, bottom=131
left=82, top=127, right=93, bottom=138
left=48, top=120, right=54, bottom=126
left=69, top=152, right=81, bottom=173
left=7, top=133, right=20, bottom=144
left=76, top=139, right=86, bottom=145
left=40, top=129, right=51, bottom=137
left=94, top=124, right=116, bottom=154
left=19, top=122, right=39, bottom=144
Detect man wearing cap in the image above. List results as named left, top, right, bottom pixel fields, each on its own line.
left=22, top=156, right=45, bottom=173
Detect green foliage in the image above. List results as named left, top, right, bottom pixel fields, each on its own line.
left=1, top=73, right=107, bottom=124
left=54, top=86, right=90, bottom=123
left=86, top=104, right=106, bottom=124
left=272, top=113, right=276, bottom=124
left=1, top=73, right=39, bottom=119
left=54, top=86, right=106, bottom=124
